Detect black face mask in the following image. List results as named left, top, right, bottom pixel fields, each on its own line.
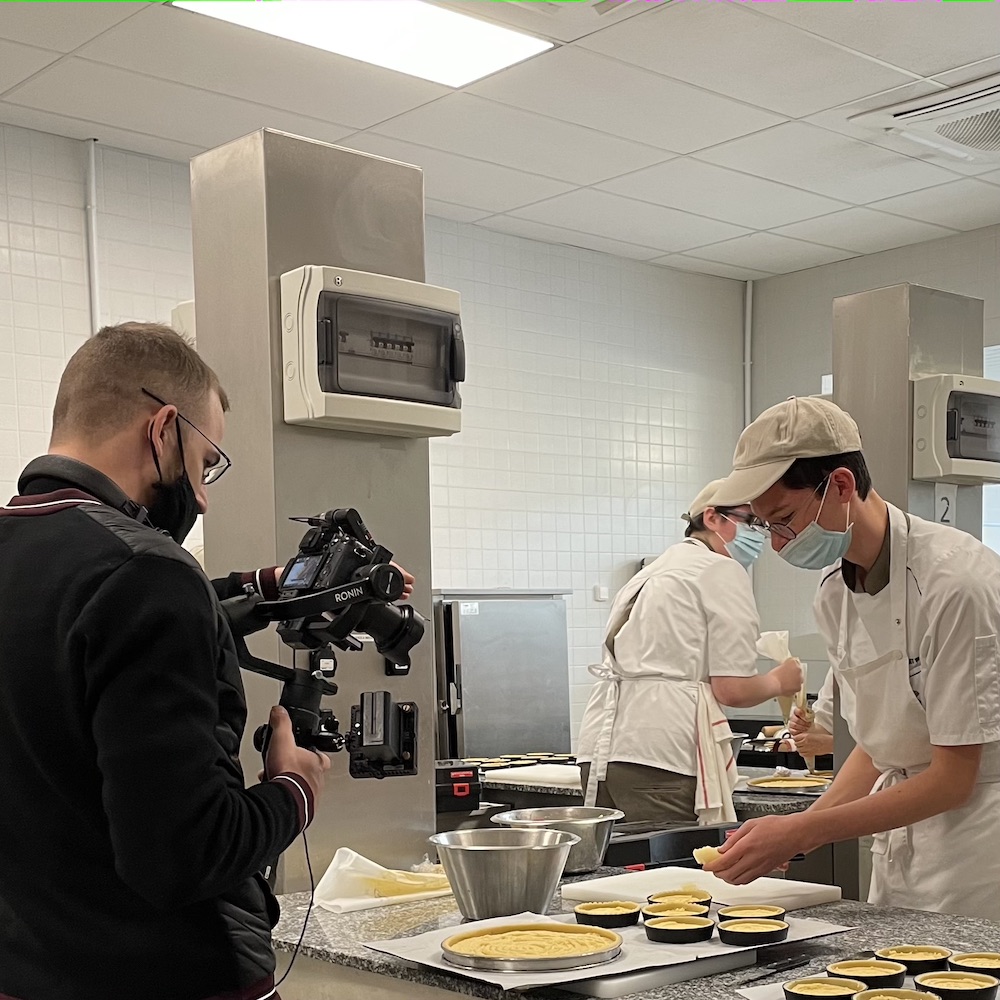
left=147, top=422, right=200, bottom=544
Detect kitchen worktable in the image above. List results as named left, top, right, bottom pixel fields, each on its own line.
left=480, top=766, right=816, bottom=818
left=273, top=875, right=1000, bottom=1000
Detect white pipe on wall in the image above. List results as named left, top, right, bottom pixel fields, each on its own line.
left=84, top=138, right=101, bottom=336
left=743, top=279, right=754, bottom=427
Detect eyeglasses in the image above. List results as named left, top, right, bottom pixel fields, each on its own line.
left=759, top=481, right=827, bottom=541
left=723, top=510, right=768, bottom=532
left=141, top=388, right=232, bottom=486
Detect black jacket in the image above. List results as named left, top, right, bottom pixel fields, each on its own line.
left=0, top=457, right=311, bottom=1000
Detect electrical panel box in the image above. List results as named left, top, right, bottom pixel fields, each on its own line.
left=280, top=265, right=465, bottom=438
left=912, top=373, right=1000, bottom=485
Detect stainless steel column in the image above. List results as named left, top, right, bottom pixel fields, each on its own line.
left=190, top=129, right=436, bottom=889
left=831, top=282, right=985, bottom=899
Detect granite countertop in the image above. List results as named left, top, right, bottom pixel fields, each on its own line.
left=274, top=869, right=1000, bottom=1000
left=480, top=767, right=819, bottom=818
left=274, top=879, right=1000, bottom=999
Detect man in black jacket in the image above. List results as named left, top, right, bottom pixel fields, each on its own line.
left=0, top=323, right=330, bottom=1000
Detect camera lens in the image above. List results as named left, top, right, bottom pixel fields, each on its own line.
left=359, top=603, right=426, bottom=666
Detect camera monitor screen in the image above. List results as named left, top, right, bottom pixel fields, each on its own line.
left=281, top=554, right=324, bottom=591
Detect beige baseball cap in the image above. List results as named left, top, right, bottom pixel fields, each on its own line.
left=713, top=396, right=863, bottom=507
left=683, top=478, right=729, bottom=522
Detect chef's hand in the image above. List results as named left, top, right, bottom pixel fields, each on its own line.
left=264, top=706, right=331, bottom=803
left=391, top=562, right=415, bottom=600
left=706, top=815, right=805, bottom=884
left=793, top=729, right=834, bottom=757
left=769, top=657, right=804, bottom=698
left=789, top=705, right=817, bottom=737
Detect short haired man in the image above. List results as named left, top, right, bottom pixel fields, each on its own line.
left=707, top=396, right=1000, bottom=921
left=0, top=323, right=330, bottom=1000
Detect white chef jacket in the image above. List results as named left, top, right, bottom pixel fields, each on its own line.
left=576, top=538, right=760, bottom=778
left=812, top=504, right=1000, bottom=919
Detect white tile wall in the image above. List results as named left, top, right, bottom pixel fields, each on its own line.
left=750, top=225, right=1000, bottom=643
left=0, top=124, right=90, bottom=504
left=0, top=123, right=747, bottom=742
left=424, top=217, right=746, bottom=735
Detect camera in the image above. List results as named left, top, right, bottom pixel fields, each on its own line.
left=226, top=508, right=426, bottom=779
left=274, top=508, right=424, bottom=668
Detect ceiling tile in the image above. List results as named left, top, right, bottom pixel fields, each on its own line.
left=476, top=215, right=665, bottom=262
left=0, top=40, right=61, bottom=95
left=747, top=1, right=1000, bottom=78
left=77, top=4, right=450, bottom=130
left=0, top=2, right=149, bottom=53
left=510, top=188, right=749, bottom=254
left=686, top=232, right=855, bottom=274
left=597, top=158, right=847, bottom=229
left=772, top=208, right=958, bottom=255
left=0, top=101, right=204, bottom=163
left=696, top=122, right=958, bottom=204
left=4, top=59, right=354, bottom=152
left=577, top=1, right=915, bottom=119
left=342, top=133, right=574, bottom=214
left=424, top=199, right=491, bottom=224
left=371, top=93, right=672, bottom=185
left=653, top=254, right=774, bottom=281
left=933, top=56, right=1000, bottom=89
left=468, top=46, right=784, bottom=154
left=868, top=180, right=1000, bottom=232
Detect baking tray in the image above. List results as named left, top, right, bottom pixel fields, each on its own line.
left=441, top=923, right=623, bottom=973
left=742, top=776, right=830, bottom=797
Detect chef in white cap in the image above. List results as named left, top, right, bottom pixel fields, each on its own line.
left=576, top=480, right=803, bottom=826
left=707, top=396, right=1000, bottom=920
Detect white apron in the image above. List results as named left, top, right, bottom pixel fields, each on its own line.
left=582, top=553, right=737, bottom=824
left=835, top=504, right=1000, bottom=920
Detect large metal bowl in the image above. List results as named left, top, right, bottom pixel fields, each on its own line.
left=490, top=806, right=624, bottom=874
left=429, top=828, right=580, bottom=920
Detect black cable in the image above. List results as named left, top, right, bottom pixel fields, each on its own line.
left=274, top=827, right=315, bottom=990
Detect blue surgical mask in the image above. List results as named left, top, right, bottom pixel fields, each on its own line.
left=778, top=480, right=853, bottom=571
left=723, top=519, right=766, bottom=569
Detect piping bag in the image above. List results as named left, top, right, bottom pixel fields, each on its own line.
left=756, top=631, right=815, bottom=772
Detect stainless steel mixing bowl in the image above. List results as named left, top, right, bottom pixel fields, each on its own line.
left=429, top=828, right=580, bottom=920
left=490, top=805, right=624, bottom=874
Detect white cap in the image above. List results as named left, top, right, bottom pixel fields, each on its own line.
left=713, top=396, right=863, bottom=507
left=684, top=478, right=728, bottom=522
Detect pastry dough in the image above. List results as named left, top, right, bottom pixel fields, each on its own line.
left=919, top=975, right=995, bottom=989
left=692, top=845, right=721, bottom=865
left=448, top=928, right=617, bottom=959
left=953, top=956, right=1000, bottom=968
left=574, top=902, right=638, bottom=915
left=748, top=777, right=829, bottom=789
left=786, top=984, right=858, bottom=996
left=880, top=947, right=950, bottom=960
left=720, top=906, right=785, bottom=918
left=720, top=920, right=787, bottom=932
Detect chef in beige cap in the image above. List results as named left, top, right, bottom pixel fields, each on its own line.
left=707, top=396, right=1000, bottom=920
left=576, top=480, right=803, bottom=826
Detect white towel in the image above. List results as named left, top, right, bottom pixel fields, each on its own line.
left=694, top=683, right=738, bottom=825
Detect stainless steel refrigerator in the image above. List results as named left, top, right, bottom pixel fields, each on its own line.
left=433, top=590, right=572, bottom=758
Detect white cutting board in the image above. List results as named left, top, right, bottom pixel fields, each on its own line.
left=561, top=867, right=841, bottom=911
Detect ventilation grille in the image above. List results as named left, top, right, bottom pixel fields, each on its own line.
left=936, top=110, right=1000, bottom=152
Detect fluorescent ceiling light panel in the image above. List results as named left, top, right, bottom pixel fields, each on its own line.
left=172, top=0, right=553, bottom=88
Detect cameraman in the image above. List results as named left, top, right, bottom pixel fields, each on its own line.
left=0, top=323, right=330, bottom=1000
